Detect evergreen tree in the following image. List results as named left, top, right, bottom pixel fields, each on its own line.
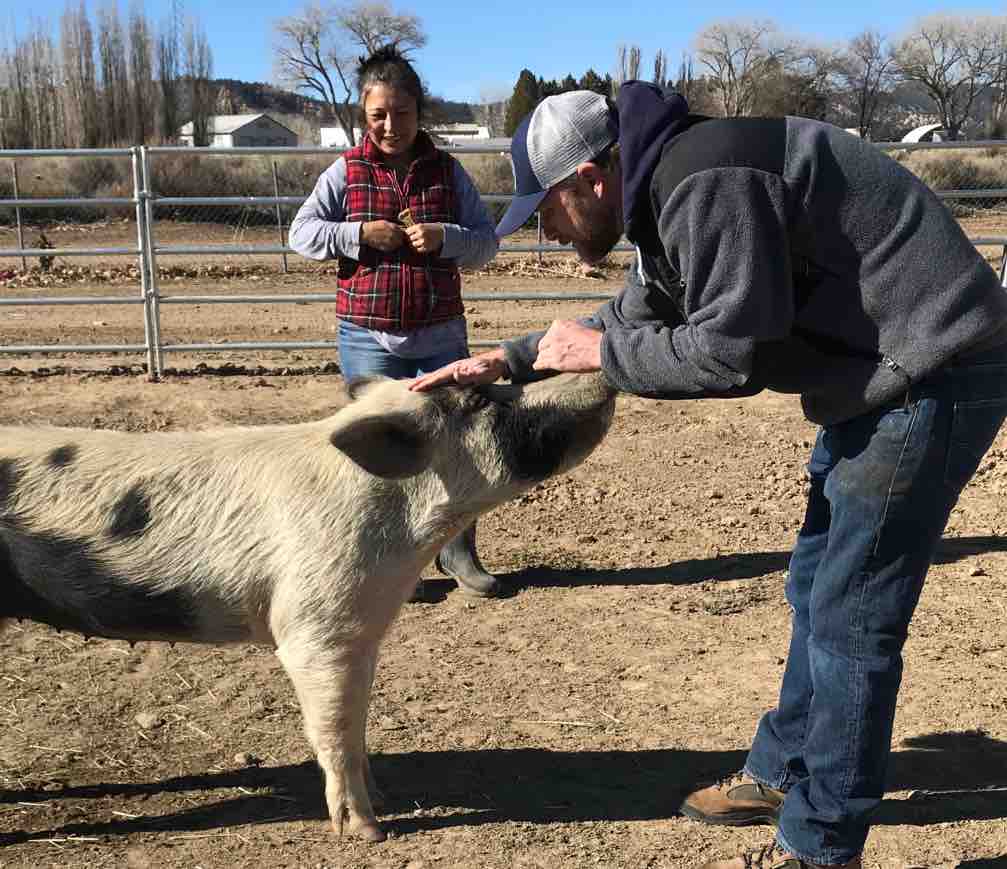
left=578, top=68, right=608, bottom=96
left=560, top=73, right=578, bottom=92
left=538, top=76, right=562, bottom=97
left=505, top=68, right=540, bottom=135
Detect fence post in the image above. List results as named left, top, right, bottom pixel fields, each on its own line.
left=11, top=162, right=26, bottom=271
left=536, top=212, right=543, bottom=266
left=272, top=160, right=288, bottom=275
left=131, top=147, right=158, bottom=379
left=138, top=147, right=165, bottom=379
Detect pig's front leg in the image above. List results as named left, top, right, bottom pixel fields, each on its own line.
left=362, top=651, right=386, bottom=810
left=276, top=638, right=385, bottom=842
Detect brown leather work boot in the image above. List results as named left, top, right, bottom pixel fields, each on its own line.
left=701, top=842, right=862, bottom=869
left=681, top=771, right=785, bottom=826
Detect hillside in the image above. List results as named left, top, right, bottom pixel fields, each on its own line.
left=212, top=77, right=484, bottom=129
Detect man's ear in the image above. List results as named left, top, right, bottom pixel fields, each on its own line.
left=329, top=411, right=434, bottom=479
left=576, top=161, right=604, bottom=198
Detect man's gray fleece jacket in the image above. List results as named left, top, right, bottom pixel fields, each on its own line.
left=504, top=86, right=1007, bottom=425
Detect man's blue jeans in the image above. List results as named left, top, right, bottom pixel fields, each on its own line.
left=744, top=347, right=1007, bottom=865
left=337, top=320, right=469, bottom=381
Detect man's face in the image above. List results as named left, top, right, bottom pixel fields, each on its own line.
left=538, top=173, right=622, bottom=265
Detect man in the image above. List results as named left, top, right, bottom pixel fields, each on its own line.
left=411, top=83, right=1007, bottom=869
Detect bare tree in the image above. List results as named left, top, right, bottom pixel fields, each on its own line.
left=25, top=25, right=62, bottom=148
left=0, top=32, right=33, bottom=148
left=157, top=0, right=184, bottom=142
left=97, top=4, right=131, bottom=145
left=337, top=1, right=423, bottom=54
left=839, top=30, right=896, bottom=139
left=184, top=17, right=215, bottom=146
left=60, top=2, right=100, bottom=147
left=694, top=19, right=790, bottom=116
left=273, top=1, right=426, bottom=147
left=894, top=14, right=1007, bottom=140
left=614, top=43, right=641, bottom=94
left=674, top=51, right=713, bottom=112
left=653, top=49, right=668, bottom=90
left=761, top=40, right=842, bottom=121
left=128, top=5, right=154, bottom=144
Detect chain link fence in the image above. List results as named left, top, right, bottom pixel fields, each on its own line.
left=1, top=139, right=1007, bottom=376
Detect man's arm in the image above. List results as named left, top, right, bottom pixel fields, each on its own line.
left=597, top=168, right=796, bottom=399
left=502, top=252, right=667, bottom=383
left=410, top=248, right=687, bottom=392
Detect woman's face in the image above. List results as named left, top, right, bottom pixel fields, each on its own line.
left=363, top=83, right=419, bottom=160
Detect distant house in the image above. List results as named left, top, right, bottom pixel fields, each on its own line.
left=428, top=123, right=490, bottom=145
left=318, top=124, right=500, bottom=150
left=319, top=126, right=362, bottom=148
left=179, top=114, right=298, bottom=147
left=902, top=122, right=949, bottom=143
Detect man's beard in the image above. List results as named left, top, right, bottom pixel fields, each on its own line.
left=571, top=192, right=622, bottom=264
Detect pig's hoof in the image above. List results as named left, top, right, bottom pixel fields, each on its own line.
left=357, top=821, right=386, bottom=843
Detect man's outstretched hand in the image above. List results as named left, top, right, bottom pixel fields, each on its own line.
left=410, top=349, right=509, bottom=391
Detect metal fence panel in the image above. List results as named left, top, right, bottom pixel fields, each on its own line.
left=2, top=138, right=1007, bottom=376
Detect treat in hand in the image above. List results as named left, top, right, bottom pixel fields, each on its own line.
left=398, top=208, right=415, bottom=227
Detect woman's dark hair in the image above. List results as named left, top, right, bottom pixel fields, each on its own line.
left=357, top=44, right=424, bottom=119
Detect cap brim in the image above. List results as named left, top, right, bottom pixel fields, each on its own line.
left=495, top=189, right=548, bottom=238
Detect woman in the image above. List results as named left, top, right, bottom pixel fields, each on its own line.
left=289, top=45, right=500, bottom=598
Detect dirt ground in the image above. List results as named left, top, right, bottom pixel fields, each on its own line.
left=2, top=221, right=1007, bottom=869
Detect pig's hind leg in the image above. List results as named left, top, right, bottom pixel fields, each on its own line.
left=276, top=636, right=385, bottom=842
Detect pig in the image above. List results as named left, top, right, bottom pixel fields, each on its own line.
left=0, top=372, right=615, bottom=841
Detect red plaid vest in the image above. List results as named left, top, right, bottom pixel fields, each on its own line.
left=337, top=131, right=463, bottom=331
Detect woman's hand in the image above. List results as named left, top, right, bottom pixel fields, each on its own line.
left=410, top=350, right=509, bottom=391
left=361, top=220, right=406, bottom=252
left=404, top=222, right=444, bottom=255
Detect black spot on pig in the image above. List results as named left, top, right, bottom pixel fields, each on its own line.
left=0, top=522, right=195, bottom=640
left=495, top=407, right=571, bottom=481
left=108, top=485, right=151, bottom=539
left=47, top=444, right=78, bottom=469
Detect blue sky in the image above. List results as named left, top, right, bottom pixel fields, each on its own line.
left=6, top=0, right=1005, bottom=104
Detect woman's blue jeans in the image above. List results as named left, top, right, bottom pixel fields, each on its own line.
left=744, top=347, right=1007, bottom=865
left=337, top=320, right=469, bottom=381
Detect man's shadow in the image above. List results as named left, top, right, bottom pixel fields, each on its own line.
left=421, top=534, right=1007, bottom=599
left=4, top=729, right=1007, bottom=845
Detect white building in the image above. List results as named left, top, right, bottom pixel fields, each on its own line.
left=319, top=126, right=363, bottom=148
left=318, top=124, right=503, bottom=151
left=428, top=123, right=491, bottom=145
left=179, top=114, right=298, bottom=147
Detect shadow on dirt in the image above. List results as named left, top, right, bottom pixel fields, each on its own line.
left=427, top=535, right=1007, bottom=597
left=932, top=535, right=1007, bottom=564
left=4, top=730, right=1007, bottom=844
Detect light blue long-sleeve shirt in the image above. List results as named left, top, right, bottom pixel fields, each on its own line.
left=288, top=155, right=499, bottom=269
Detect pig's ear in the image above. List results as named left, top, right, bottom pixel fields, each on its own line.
left=345, top=376, right=386, bottom=400
left=329, top=411, right=433, bottom=479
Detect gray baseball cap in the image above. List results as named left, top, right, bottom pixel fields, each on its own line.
left=496, top=90, right=618, bottom=237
